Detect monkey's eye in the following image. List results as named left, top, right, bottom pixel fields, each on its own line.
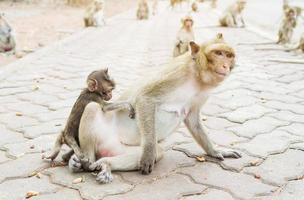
left=214, top=50, right=223, bottom=56
left=226, top=53, right=234, bottom=58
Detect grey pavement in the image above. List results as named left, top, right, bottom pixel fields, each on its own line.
left=0, top=1, right=304, bottom=200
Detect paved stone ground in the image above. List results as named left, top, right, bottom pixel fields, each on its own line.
left=1, top=1, right=304, bottom=200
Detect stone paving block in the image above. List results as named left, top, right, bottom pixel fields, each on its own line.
left=0, top=124, right=27, bottom=147
left=278, top=123, right=304, bottom=137
left=235, top=130, right=301, bottom=158
left=263, top=101, right=304, bottom=115
left=44, top=167, right=133, bottom=200
left=203, top=116, right=238, bottom=130
left=16, top=91, right=61, bottom=106
left=0, top=175, right=60, bottom=200
left=214, top=88, right=258, bottom=100
left=219, top=104, right=276, bottom=123
left=47, top=98, right=77, bottom=111
left=178, top=163, right=276, bottom=200
left=35, top=108, right=70, bottom=122
left=228, top=116, right=290, bottom=138
left=215, top=94, right=258, bottom=110
left=159, top=132, right=193, bottom=151
left=173, top=142, right=262, bottom=172
left=244, top=149, right=304, bottom=186
left=259, top=180, right=304, bottom=200
left=0, top=112, right=39, bottom=131
left=3, top=134, right=57, bottom=158
left=0, top=153, right=47, bottom=182
left=5, top=101, right=49, bottom=116
left=256, top=91, right=303, bottom=104
left=120, top=150, right=196, bottom=184
left=104, top=174, right=206, bottom=200
left=290, top=142, right=304, bottom=151
left=0, top=151, right=11, bottom=164
left=20, top=120, right=63, bottom=139
left=183, top=188, right=234, bottom=200
left=266, top=110, right=304, bottom=123
left=31, top=188, right=82, bottom=200
left=201, top=103, right=230, bottom=116
left=0, top=86, right=32, bottom=96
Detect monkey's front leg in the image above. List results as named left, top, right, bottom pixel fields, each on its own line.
left=184, top=107, right=241, bottom=160
left=136, top=98, right=157, bottom=174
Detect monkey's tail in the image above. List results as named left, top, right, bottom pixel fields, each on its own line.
left=42, top=132, right=64, bottom=161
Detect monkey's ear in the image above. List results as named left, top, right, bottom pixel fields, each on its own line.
left=189, top=41, right=200, bottom=56
left=104, top=68, right=109, bottom=74
left=87, top=79, right=98, bottom=92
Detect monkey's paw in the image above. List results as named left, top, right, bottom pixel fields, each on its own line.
left=139, top=154, right=156, bottom=175
left=96, top=169, right=113, bottom=184
left=129, top=108, right=136, bottom=119
left=210, top=149, right=242, bottom=161
left=68, top=155, right=84, bottom=173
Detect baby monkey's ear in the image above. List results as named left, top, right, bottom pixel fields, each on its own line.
left=190, top=41, right=200, bottom=57
left=87, top=79, right=98, bottom=92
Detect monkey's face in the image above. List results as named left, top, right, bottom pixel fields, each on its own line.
left=100, top=81, right=114, bottom=101
left=184, top=20, right=193, bottom=29
left=207, top=50, right=235, bottom=81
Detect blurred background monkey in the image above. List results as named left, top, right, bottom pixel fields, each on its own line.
left=0, top=14, right=16, bottom=53
left=191, top=2, right=198, bottom=12
left=219, top=0, right=246, bottom=27
left=136, top=0, right=149, bottom=20
left=173, top=16, right=195, bottom=57
left=84, top=0, right=106, bottom=27
left=277, top=5, right=297, bottom=44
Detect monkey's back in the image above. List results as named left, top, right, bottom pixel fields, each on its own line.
left=64, top=89, right=104, bottom=145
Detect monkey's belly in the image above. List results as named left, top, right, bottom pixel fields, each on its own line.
left=114, top=107, right=184, bottom=146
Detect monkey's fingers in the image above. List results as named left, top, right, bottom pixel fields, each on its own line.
left=89, top=162, right=103, bottom=171
left=96, top=170, right=113, bottom=184
left=140, top=160, right=154, bottom=174
left=221, top=150, right=242, bottom=159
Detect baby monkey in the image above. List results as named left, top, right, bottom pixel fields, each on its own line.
left=44, top=69, right=135, bottom=167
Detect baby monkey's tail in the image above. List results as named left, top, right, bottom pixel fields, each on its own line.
left=42, top=131, right=64, bottom=161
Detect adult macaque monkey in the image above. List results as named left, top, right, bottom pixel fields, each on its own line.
left=84, top=0, right=106, bottom=27
left=136, top=0, right=149, bottom=20
left=69, top=33, right=241, bottom=183
left=219, top=0, right=246, bottom=27
left=0, top=13, right=16, bottom=53
left=44, top=69, right=135, bottom=168
left=173, top=16, right=195, bottom=57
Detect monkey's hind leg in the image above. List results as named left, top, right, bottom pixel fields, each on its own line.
left=89, top=145, right=164, bottom=184
left=62, top=149, right=74, bottom=162
left=43, top=132, right=64, bottom=160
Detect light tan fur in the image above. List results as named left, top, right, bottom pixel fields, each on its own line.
left=173, top=16, right=195, bottom=57
left=136, top=0, right=149, bottom=20
left=219, top=0, right=246, bottom=27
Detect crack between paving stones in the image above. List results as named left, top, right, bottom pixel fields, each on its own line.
left=176, top=171, right=242, bottom=200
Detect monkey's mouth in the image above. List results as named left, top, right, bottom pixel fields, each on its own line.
left=215, top=71, right=227, bottom=77
left=3, top=46, right=13, bottom=52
